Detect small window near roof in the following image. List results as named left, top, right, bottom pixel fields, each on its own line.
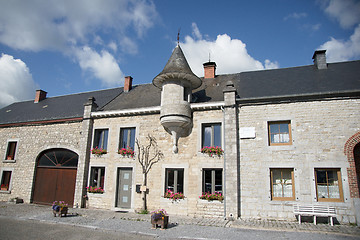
left=268, top=121, right=292, bottom=146
left=5, top=141, right=17, bottom=160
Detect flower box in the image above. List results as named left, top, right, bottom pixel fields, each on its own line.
left=86, top=186, right=104, bottom=194
left=118, top=147, right=134, bottom=157
left=151, top=209, right=168, bottom=229
left=53, top=206, right=68, bottom=217
left=52, top=201, right=69, bottom=217
left=201, top=146, right=224, bottom=157
left=151, top=215, right=169, bottom=229
left=91, top=147, right=107, bottom=156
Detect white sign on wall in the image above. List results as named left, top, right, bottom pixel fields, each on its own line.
left=240, top=127, right=256, bottom=139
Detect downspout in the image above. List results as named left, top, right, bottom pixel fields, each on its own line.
left=221, top=106, right=226, bottom=220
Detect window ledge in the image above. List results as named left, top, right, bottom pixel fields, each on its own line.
left=198, top=199, right=224, bottom=204
left=3, top=159, right=16, bottom=163
left=0, top=190, right=11, bottom=194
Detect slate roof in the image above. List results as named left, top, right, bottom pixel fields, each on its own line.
left=0, top=88, right=121, bottom=125
left=0, top=59, right=359, bottom=126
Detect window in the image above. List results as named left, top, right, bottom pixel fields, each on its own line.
left=119, top=128, right=135, bottom=150
left=270, top=168, right=295, bottom=200
left=202, top=123, right=221, bottom=148
left=89, top=167, right=105, bottom=189
left=203, top=169, right=222, bottom=194
left=268, top=121, right=292, bottom=146
left=0, top=170, right=12, bottom=191
left=315, top=169, right=343, bottom=202
left=5, top=141, right=17, bottom=160
left=165, top=168, right=184, bottom=194
left=93, top=129, right=109, bottom=150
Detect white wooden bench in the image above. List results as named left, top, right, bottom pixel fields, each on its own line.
left=293, top=204, right=336, bottom=226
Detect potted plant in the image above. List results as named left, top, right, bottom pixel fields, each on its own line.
left=118, top=147, right=134, bottom=157
left=151, top=209, right=168, bottom=229
left=201, top=146, right=224, bottom=157
left=164, top=189, right=185, bottom=202
left=91, top=147, right=107, bottom=156
left=199, top=192, right=224, bottom=202
left=86, top=186, right=104, bottom=193
left=0, top=184, right=8, bottom=191
left=52, top=201, right=69, bottom=217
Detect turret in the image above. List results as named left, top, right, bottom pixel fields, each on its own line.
left=153, top=45, right=202, bottom=153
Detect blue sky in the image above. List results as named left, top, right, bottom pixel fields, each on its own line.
left=0, top=0, right=360, bottom=108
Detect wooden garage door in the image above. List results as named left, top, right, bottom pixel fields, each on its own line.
left=32, top=149, right=78, bottom=206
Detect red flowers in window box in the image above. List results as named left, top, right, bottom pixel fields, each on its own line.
left=118, top=147, right=134, bottom=157
left=201, top=146, right=224, bottom=157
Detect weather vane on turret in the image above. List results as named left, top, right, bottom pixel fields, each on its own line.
left=177, top=28, right=181, bottom=45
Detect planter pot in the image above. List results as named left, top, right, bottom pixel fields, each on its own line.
left=151, top=215, right=169, bottom=229
left=53, top=206, right=68, bottom=217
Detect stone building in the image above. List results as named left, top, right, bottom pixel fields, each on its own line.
left=1, top=46, right=359, bottom=225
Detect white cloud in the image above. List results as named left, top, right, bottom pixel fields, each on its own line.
left=0, top=54, right=37, bottom=108
left=191, top=23, right=202, bottom=40
left=284, top=12, right=307, bottom=21
left=181, top=24, right=278, bottom=77
left=322, top=0, right=360, bottom=29
left=319, top=24, right=360, bottom=62
left=264, top=60, right=280, bottom=69
left=75, top=47, right=124, bottom=87
left=0, top=0, right=157, bottom=85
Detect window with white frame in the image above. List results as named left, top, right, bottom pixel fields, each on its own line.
left=203, top=169, right=222, bottom=194
left=5, top=141, right=17, bottom=160
left=89, top=167, right=105, bottom=189
left=165, top=168, right=184, bottom=194
left=270, top=168, right=295, bottom=200
left=268, top=121, right=292, bottom=146
left=0, top=170, right=12, bottom=191
left=119, top=127, right=135, bottom=150
left=315, top=168, right=343, bottom=202
left=93, top=129, right=109, bottom=150
left=202, top=123, right=221, bottom=148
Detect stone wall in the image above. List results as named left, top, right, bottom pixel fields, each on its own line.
left=0, top=121, right=82, bottom=203
left=88, top=110, right=224, bottom=218
left=238, top=99, right=360, bottom=223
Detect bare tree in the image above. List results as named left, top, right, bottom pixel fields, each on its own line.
left=136, top=135, right=164, bottom=211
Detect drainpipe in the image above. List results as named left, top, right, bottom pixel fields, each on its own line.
left=221, top=106, right=226, bottom=220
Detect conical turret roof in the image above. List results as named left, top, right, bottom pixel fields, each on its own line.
left=153, top=45, right=202, bottom=89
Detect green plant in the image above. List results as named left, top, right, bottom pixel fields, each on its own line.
left=199, top=192, right=224, bottom=202
left=91, top=147, right=107, bottom=155
left=118, top=147, right=134, bottom=157
left=151, top=209, right=167, bottom=221
left=164, top=189, right=185, bottom=201
left=52, top=201, right=68, bottom=211
left=138, top=209, right=149, bottom=214
left=86, top=186, right=104, bottom=193
left=201, top=146, right=224, bottom=157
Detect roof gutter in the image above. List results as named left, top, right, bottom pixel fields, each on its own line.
left=236, top=90, right=360, bottom=106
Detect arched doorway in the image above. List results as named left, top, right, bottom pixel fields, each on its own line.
left=354, top=143, right=360, bottom=196
left=32, top=148, right=78, bottom=205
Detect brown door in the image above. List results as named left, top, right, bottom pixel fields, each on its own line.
left=32, top=149, right=78, bottom=206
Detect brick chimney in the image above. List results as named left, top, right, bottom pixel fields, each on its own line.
left=34, top=90, right=47, bottom=103
left=312, top=50, right=327, bottom=70
left=124, top=76, right=133, bottom=92
left=203, top=62, right=217, bottom=79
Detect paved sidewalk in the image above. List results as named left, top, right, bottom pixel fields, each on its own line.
left=1, top=201, right=359, bottom=238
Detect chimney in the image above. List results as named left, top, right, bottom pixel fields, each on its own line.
left=312, top=50, right=327, bottom=70
left=203, top=61, right=217, bottom=79
left=124, top=76, right=133, bottom=92
left=34, top=90, right=47, bottom=103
